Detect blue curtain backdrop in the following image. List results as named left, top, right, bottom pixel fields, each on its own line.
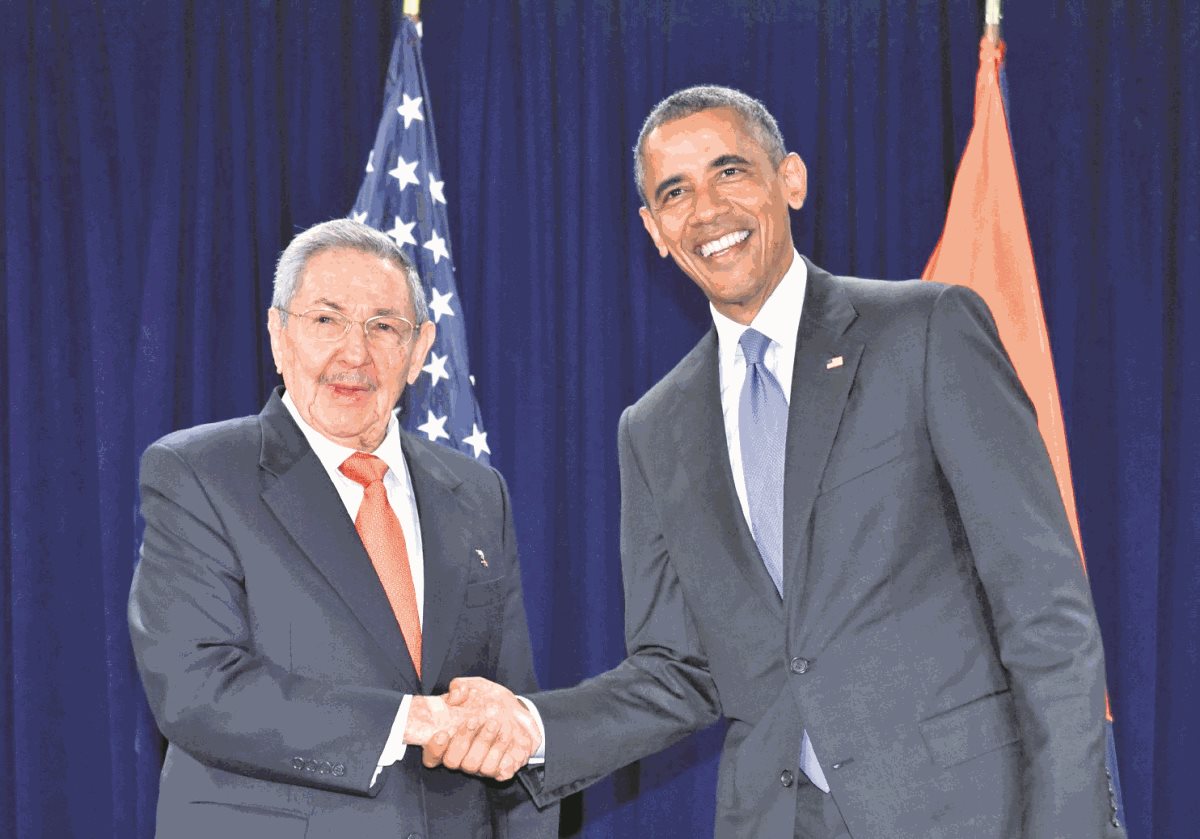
left=2, top=1, right=1196, bottom=837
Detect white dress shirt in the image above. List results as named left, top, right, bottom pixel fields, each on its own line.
left=281, top=393, right=422, bottom=778
left=711, top=249, right=807, bottom=527
left=709, top=251, right=830, bottom=793
left=282, top=393, right=544, bottom=781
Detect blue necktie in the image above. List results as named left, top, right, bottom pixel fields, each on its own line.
left=738, top=328, right=788, bottom=595
left=738, top=327, right=830, bottom=792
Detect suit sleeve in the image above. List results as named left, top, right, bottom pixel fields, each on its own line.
left=486, top=468, right=559, bottom=837
left=518, top=407, right=722, bottom=808
left=128, top=441, right=402, bottom=797
left=924, top=284, right=1119, bottom=838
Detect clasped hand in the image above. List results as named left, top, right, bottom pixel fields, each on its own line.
left=405, top=677, right=540, bottom=781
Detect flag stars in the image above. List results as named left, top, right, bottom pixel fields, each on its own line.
left=423, top=230, right=450, bottom=265
left=387, top=215, right=417, bottom=247
left=365, top=149, right=375, bottom=173
left=422, top=351, right=450, bottom=386
left=389, top=155, right=420, bottom=189
left=351, top=210, right=368, bottom=224
left=462, top=424, right=491, bottom=458
left=428, top=174, right=446, bottom=205
left=428, top=287, right=455, bottom=322
left=416, top=410, right=450, bottom=443
left=396, top=93, right=425, bottom=129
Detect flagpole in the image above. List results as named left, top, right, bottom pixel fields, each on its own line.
left=403, top=0, right=420, bottom=22
left=985, top=0, right=1002, bottom=44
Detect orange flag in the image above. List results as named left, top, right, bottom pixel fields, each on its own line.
left=924, top=37, right=1085, bottom=568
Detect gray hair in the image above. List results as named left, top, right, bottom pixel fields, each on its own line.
left=633, top=85, right=787, bottom=206
left=272, top=218, right=428, bottom=324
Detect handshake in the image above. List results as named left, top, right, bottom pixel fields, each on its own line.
left=404, top=676, right=541, bottom=782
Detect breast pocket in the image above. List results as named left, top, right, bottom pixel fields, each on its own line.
left=819, top=430, right=909, bottom=493
left=464, top=574, right=506, bottom=607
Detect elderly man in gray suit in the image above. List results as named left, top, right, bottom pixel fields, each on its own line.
left=420, top=86, right=1123, bottom=838
left=129, top=219, right=555, bottom=838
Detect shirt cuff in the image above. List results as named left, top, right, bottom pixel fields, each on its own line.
left=516, top=695, right=546, bottom=765
left=372, top=695, right=412, bottom=787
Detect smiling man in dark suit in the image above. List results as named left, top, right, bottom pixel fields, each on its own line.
left=128, top=219, right=554, bottom=838
left=426, top=86, right=1122, bottom=838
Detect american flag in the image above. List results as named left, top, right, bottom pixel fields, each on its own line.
left=350, top=15, right=490, bottom=462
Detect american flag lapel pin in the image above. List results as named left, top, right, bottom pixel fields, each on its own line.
left=474, top=548, right=488, bottom=568
left=826, top=355, right=844, bottom=370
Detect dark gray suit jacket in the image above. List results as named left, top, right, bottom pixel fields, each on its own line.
left=129, top=389, right=556, bottom=839
left=522, top=262, right=1121, bottom=838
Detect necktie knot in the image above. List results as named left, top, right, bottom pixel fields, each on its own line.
left=739, top=327, right=772, bottom=365
left=339, top=452, right=389, bottom=487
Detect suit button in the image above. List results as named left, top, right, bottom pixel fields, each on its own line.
left=780, top=770, right=795, bottom=788
left=789, top=657, right=810, bottom=674
left=333, top=763, right=346, bottom=777
left=291, top=757, right=304, bottom=771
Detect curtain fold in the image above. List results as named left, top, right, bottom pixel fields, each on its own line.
left=3, top=1, right=1195, bottom=836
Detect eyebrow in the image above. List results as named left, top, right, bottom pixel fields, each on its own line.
left=651, top=154, right=754, bottom=204
left=652, top=174, right=686, bottom=205
left=312, top=298, right=401, bottom=317
left=710, top=153, right=751, bottom=170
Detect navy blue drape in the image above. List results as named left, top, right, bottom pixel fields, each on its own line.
left=3, top=2, right=1195, bottom=837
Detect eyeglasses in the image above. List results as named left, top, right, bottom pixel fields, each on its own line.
left=276, top=307, right=419, bottom=349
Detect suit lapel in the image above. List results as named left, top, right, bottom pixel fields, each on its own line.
left=257, top=390, right=420, bottom=690
left=401, top=432, right=468, bottom=693
left=673, top=332, right=785, bottom=621
left=782, top=262, right=863, bottom=631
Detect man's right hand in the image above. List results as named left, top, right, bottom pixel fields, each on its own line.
left=413, top=677, right=541, bottom=781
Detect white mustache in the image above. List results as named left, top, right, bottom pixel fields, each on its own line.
left=320, top=373, right=378, bottom=390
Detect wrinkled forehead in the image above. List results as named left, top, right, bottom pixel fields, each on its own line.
left=294, top=247, right=411, bottom=309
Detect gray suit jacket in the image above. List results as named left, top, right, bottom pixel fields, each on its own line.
left=129, top=389, right=556, bottom=839
left=522, top=262, right=1121, bottom=838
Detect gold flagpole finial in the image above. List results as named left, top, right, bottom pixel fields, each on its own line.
left=403, top=0, right=420, bottom=22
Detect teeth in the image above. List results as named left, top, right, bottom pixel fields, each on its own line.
left=699, top=230, right=749, bottom=257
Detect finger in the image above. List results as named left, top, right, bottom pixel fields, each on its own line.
left=446, top=680, right=472, bottom=706
left=459, top=717, right=506, bottom=775
left=480, top=725, right=531, bottom=780
left=441, top=717, right=488, bottom=770
left=422, top=730, right=450, bottom=769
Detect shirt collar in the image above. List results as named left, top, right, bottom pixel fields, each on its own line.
left=281, top=390, right=408, bottom=480
left=711, top=249, right=808, bottom=363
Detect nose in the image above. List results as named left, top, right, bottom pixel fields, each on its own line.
left=335, top=322, right=371, bottom=365
left=690, top=180, right=726, bottom=224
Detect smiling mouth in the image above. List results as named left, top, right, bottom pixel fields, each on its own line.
left=697, top=229, right=750, bottom=258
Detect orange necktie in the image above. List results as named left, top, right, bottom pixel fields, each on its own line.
left=339, top=452, right=422, bottom=678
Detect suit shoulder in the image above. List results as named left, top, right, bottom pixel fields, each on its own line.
left=836, top=274, right=946, bottom=311
left=626, top=329, right=714, bottom=426
left=143, top=415, right=260, bottom=474
left=401, top=431, right=503, bottom=490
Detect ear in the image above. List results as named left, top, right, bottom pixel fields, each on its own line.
left=266, top=307, right=284, bottom=375
left=639, top=206, right=670, bottom=258
left=406, top=320, right=437, bottom=385
left=779, top=153, right=808, bottom=210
